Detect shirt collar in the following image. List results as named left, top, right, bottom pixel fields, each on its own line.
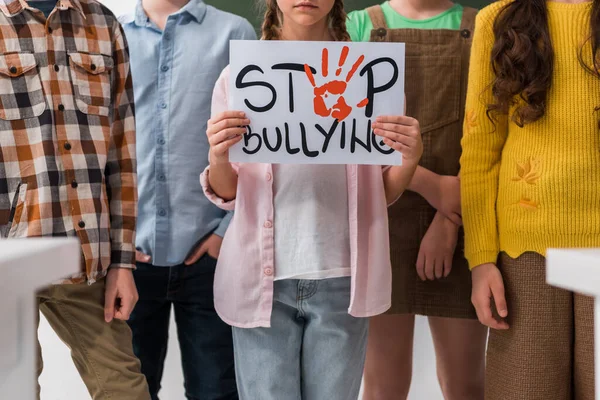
left=0, top=0, right=86, bottom=19
left=130, top=0, right=207, bottom=27
left=181, top=0, right=206, bottom=23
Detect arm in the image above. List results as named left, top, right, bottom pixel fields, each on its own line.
left=461, top=12, right=508, bottom=270
left=106, top=25, right=136, bottom=271
left=208, top=150, right=239, bottom=202
left=383, top=161, right=419, bottom=205
left=104, top=23, right=138, bottom=323
left=407, top=166, right=462, bottom=226
left=372, top=116, right=423, bottom=205
left=202, top=68, right=247, bottom=203
left=462, top=10, right=509, bottom=330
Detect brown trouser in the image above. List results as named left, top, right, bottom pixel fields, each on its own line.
left=37, top=279, right=150, bottom=400
left=486, top=252, right=594, bottom=400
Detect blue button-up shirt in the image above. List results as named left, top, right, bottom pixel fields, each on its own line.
left=120, top=1, right=256, bottom=266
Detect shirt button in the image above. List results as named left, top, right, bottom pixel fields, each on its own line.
left=9, top=66, right=17, bottom=74
left=78, top=220, right=85, bottom=228
left=158, top=174, right=165, bottom=181
left=71, top=180, right=78, bottom=188
left=47, top=27, right=53, bottom=34
left=264, top=220, right=273, bottom=229
left=158, top=209, right=166, bottom=217
left=54, top=64, right=60, bottom=72
left=161, top=65, right=169, bottom=72
left=161, top=103, right=167, bottom=109
left=58, top=104, right=65, bottom=111
left=157, top=137, right=166, bottom=145
left=90, top=64, right=97, bottom=71
left=64, top=142, right=72, bottom=150
left=266, top=173, right=272, bottom=181
left=264, top=268, right=273, bottom=276
left=164, top=33, right=170, bottom=40
left=461, top=29, right=471, bottom=39
left=376, top=28, right=387, bottom=37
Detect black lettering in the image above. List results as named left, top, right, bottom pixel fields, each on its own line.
left=242, top=126, right=262, bottom=155
left=370, top=120, right=395, bottom=154
left=350, top=119, right=371, bottom=153
left=315, top=120, right=339, bottom=153
left=288, top=73, right=294, bottom=113
left=283, top=123, right=300, bottom=155
left=262, top=127, right=282, bottom=152
left=272, top=64, right=317, bottom=114
left=236, top=65, right=277, bottom=113
left=359, top=58, right=399, bottom=118
left=300, top=123, right=319, bottom=158
left=340, top=121, right=346, bottom=149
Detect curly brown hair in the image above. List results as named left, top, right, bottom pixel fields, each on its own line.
left=259, top=0, right=350, bottom=41
left=488, top=0, right=600, bottom=127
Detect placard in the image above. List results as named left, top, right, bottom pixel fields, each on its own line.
left=229, top=40, right=405, bottom=165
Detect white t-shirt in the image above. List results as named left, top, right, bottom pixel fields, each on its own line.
left=273, top=164, right=351, bottom=281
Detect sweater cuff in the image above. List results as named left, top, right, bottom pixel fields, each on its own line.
left=467, top=251, right=500, bottom=270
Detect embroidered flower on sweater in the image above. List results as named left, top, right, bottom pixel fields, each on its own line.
left=465, top=109, right=477, bottom=135
left=512, top=157, right=541, bottom=184
left=518, top=197, right=539, bottom=210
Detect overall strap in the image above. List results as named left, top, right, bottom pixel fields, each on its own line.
left=366, top=5, right=388, bottom=29
left=460, top=7, right=478, bottom=31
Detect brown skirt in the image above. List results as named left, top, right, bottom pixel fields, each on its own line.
left=486, top=252, right=594, bottom=400
left=388, top=206, right=476, bottom=319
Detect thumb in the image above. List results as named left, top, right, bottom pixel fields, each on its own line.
left=104, top=285, right=117, bottom=323
left=490, top=275, right=508, bottom=318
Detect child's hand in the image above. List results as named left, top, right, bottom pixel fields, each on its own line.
left=372, top=116, right=423, bottom=165
left=416, top=212, right=459, bottom=281
left=471, top=263, right=509, bottom=330
left=207, top=111, right=250, bottom=165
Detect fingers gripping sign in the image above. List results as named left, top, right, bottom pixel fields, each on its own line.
left=304, top=46, right=369, bottom=122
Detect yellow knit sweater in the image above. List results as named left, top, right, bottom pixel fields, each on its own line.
left=461, top=0, right=600, bottom=269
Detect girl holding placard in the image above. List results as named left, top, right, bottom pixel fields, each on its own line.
left=201, top=0, right=423, bottom=398
left=347, top=2, right=487, bottom=399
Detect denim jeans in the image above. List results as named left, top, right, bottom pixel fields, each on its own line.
left=232, top=277, right=369, bottom=400
left=128, top=255, right=237, bottom=400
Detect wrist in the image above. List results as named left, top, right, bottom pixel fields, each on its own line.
left=419, top=172, right=441, bottom=204
left=209, top=157, right=232, bottom=173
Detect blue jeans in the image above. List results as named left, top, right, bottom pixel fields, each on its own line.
left=128, top=255, right=237, bottom=400
left=232, top=277, right=368, bottom=400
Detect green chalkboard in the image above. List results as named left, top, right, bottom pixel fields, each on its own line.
left=204, top=1, right=492, bottom=31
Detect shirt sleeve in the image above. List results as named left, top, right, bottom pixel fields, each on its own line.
left=460, top=9, right=509, bottom=269
left=200, top=66, right=240, bottom=211
left=106, top=23, right=137, bottom=270
left=346, top=9, right=372, bottom=42
left=236, top=18, right=258, bottom=41
left=214, top=211, right=233, bottom=238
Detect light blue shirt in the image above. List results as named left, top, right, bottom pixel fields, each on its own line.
left=120, top=1, right=256, bottom=266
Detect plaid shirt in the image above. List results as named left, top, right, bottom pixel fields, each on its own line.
left=0, top=0, right=136, bottom=284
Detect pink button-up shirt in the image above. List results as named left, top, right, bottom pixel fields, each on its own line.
left=201, top=67, right=393, bottom=328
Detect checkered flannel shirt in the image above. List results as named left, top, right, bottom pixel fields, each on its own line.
left=0, top=0, right=137, bottom=284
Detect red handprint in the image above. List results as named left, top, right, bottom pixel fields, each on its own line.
left=304, top=46, right=369, bottom=122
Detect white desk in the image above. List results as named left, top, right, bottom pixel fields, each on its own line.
left=0, top=238, right=80, bottom=400
left=547, top=249, right=600, bottom=398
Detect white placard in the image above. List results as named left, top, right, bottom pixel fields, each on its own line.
left=229, top=40, right=405, bottom=165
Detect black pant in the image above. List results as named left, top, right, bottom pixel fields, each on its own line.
left=128, top=255, right=237, bottom=400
